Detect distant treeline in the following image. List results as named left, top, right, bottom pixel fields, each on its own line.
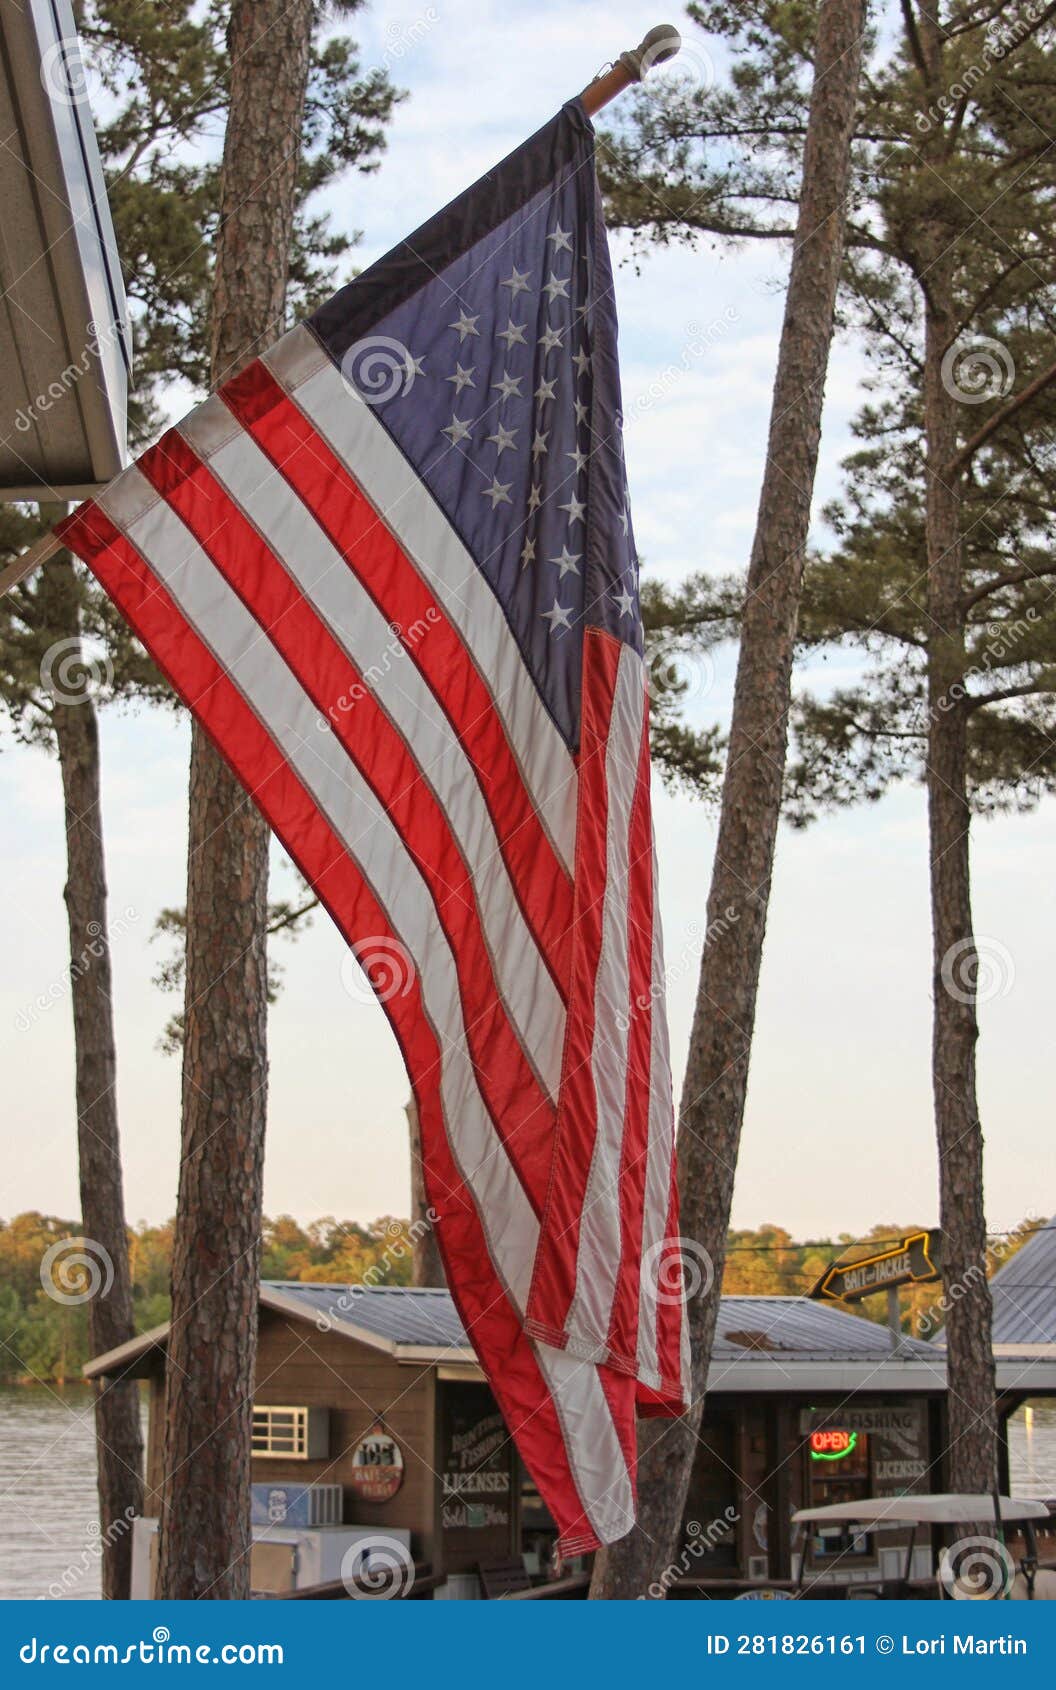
left=0, top=1210, right=1040, bottom=1383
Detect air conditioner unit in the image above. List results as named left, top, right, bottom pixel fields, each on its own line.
left=747, top=1555, right=769, bottom=1581
left=251, top=1482, right=342, bottom=1528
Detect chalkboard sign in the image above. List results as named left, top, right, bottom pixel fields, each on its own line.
left=438, top=1381, right=515, bottom=1572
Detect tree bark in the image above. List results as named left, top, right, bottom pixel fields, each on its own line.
left=39, top=536, right=144, bottom=1600
left=405, top=1100, right=446, bottom=1286
left=155, top=0, right=314, bottom=1600
left=590, top=0, right=867, bottom=1598
left=916, top=0, right=996, bottom=1495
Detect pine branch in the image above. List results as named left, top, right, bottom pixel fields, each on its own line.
left=949, top=355, right=1056, bottom=476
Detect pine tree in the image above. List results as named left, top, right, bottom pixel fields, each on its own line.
left=590, top=0, right=867, bottom=1596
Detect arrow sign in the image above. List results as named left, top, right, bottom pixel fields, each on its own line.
left=810, top=1230, right=942, bottom=1303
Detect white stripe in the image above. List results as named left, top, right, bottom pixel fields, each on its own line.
left=537, top=1347, right=636, bottom=1544
left=564, top=645, right=645, bottom=1353
left=262, top=325, right=578, bottom=875
left=636, top=834, right=679, bottom=1392
left=177, top=398, right=564, bottom=1102
left=98, top=467, right=632, bottom=1541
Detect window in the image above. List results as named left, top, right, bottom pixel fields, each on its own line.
left=251, top=1405, right=328, bottom=1461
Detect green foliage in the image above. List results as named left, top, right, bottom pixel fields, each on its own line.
left=609, top=3, right=1056, bottom=815
left=0, top=1209, right=415, bottom=1381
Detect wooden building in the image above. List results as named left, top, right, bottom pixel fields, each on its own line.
left=86, top=1281, right=981, bottom=1595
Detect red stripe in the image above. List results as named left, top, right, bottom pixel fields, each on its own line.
left=604, top=705, right=655, bottom=1371
left=57, top=496, right=620, bottom=1553
left=524, top=628, right=621, bottom=1346
left=135, top=428, right=555, bottom=1213
left=218, top=358, right=573, bottom=996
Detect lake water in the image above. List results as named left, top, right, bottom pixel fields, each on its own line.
left=0, top=1388, right=1054, bottom=1598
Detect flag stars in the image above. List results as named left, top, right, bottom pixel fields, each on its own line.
left=541, top=600, right=573, bottom=634
left=547, top=225, right=573, bottom=253
left=446, top=363, right=475, bottom=393
left=501, top=265, right=531, bottom=296
left=618, top=507, right=630, bottom=535
left=481, top=476, right=513, bottom=509
left=550, top=546, right=581, bottom=578
left=497, top=318, right=527, bottom=349
left=574, top=397, right=589, bottom=426
left=538, top=324, right=564, bottom=355
left=531, top=429, right=549, bottom=460
left=492, top=370, right=523, bottom=402
left=559, top=491, right=586, bottom=525
left=535, top=375, right=557, bottom=404
left=567, top=446, right=589, bottom=474
left=573, top=346, right=591, bottom=378
left=441, top=415, right=472, bottom=445
left=448, top=310, right=480, bottom=342
left=527, top=484, right=543, bottom=512
left=542, top=272, right=570, bottom=304
left=614, top=586, right=636, bottom=619
left=520, top=536, right=536, bottom=569
left=486, top=421, right=518, bottom=455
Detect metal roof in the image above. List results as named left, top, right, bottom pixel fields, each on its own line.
left=263, top=1281, right=470, bottom=1352
left=710, top=1296, right=938, bottom=1363
left=0, top=0, right=129, bottom=498
left=988, top=1218, right=1056, bottom=1348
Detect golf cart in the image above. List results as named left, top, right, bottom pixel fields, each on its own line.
left=793, top=1494, right=1055, bottom=1600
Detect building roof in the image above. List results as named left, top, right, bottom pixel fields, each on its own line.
left=0, top=0, right=129, bottom=498
left=988, top=1219, right=1056, bottom=1352
left=84, top=1283, right=948, bottom=1393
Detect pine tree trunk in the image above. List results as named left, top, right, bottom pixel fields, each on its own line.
left=590, top=0, right=867, bottom=1598
left=40, top=539, right=144, bottom=1600
left=405, top=1101, right=446, bottom=1287
left=917, top=2, right=996, bottom=1495
left=155, top=0, right=314, bottom=1601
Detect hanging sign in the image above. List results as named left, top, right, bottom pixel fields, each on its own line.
left=348, top=1423, right=404, bottom=1503
left=809, top=1230, right=942, bottom=1303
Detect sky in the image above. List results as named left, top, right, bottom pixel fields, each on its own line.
left=1, top=0, right=1050, bottom=1243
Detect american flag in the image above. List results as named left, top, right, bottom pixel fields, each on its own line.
left=59, top=99, right=689, bottom=1554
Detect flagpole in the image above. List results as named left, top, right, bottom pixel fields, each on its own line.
left=0, top=24, right=681, bottom=601
left=579, top=24, right=681, bottom=116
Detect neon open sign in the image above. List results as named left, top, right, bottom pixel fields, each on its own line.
left=809, top=1429, right=858, bottom=1461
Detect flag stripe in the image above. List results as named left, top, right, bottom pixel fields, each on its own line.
left=218, top=350, right=576, bottom=990
left=263, top=325, right=579, bottom=872
left=523, top=629, right=618, bottom=1348
left=636, top=840, right=680, bottom=1392
left=563, top=642, right=646, bottom=1353
left=604, top=707, right=656, bottom=1374
left=134, top=430, right=561, bottom=1205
